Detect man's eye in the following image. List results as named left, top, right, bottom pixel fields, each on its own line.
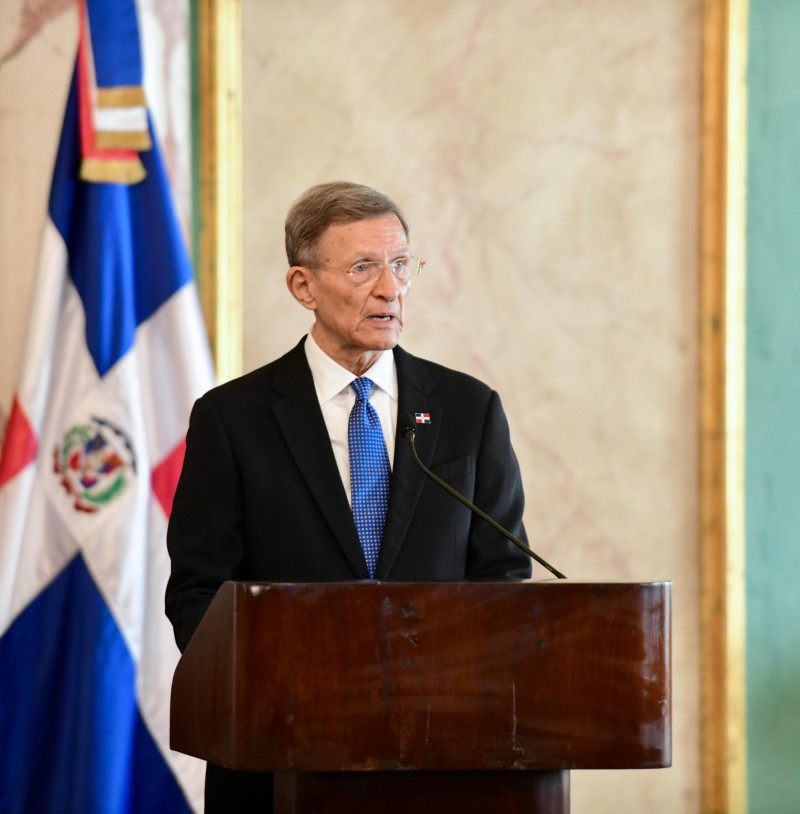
left=350, top=263, right=370, bottom=274
left=392, top=259, right=409, bottom=270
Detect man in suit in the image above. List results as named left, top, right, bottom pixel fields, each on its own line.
left=165, top=181, right=531, bottom=811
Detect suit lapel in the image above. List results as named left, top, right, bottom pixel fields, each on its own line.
left=270, top=340, right=369, bottom=578
left=376, top=347, right=441, bottom=578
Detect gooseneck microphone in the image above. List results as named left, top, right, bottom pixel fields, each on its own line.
left=398, top=414, right=567, bottom=580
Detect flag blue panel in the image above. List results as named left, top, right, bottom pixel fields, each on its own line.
left=0, top=554, right=192, bottom=814
left=85, top=0, right=143, bottom=88
left=48, top=72, right=193, bottom=378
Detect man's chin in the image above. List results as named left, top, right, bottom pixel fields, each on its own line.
left=362, top=326, right=402, bottom=351
left=370, top=335, right=401, bottom=351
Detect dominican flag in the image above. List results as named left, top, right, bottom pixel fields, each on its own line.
left=0, top=46, right=211, bottom=814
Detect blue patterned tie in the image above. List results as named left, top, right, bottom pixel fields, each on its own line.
left=348, top=377, right=391, bottom=577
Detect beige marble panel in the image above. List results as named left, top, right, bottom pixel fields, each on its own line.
left=242, top=1, right=700, bottom=811
left=0, top=8, right=76, bottom=425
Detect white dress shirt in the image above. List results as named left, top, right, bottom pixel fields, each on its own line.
left=304, top=330, right=398, bottom=505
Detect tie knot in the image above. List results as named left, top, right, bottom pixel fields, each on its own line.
left=351, top=377, right=373, bottom=402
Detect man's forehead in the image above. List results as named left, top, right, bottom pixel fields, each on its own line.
left=318, top=216, right=408, bottom=254
left=323, top=215, right=406, bottom=235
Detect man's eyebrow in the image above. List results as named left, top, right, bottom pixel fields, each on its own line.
left=347, top=248, right=411, bottom=261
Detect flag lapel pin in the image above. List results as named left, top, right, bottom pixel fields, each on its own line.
left=414, top=413, right=431, bottom=424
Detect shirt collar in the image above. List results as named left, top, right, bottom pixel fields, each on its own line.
left=304, top=330, right=398, bottom=404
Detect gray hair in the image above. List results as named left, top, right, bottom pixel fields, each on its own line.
left=285, top=181, right=410, bottom=267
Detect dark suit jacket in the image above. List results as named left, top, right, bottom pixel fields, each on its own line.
left=165, top=337, right=531, bottom=652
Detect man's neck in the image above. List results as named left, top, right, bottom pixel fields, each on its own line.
left=309, top=327, right=384, bottom=377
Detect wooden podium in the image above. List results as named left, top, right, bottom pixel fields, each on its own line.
left=171, top=581, right=671, bottom=813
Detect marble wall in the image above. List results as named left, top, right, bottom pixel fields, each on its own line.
left=241, top=1, right=700, bottom=811
left=0, top=5, right=76, bottom=428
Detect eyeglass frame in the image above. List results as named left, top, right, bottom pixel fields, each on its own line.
left=308, top=256, right=426, bottom=285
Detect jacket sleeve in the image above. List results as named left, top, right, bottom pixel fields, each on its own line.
left=165, top=394, right=245, bottom=651
left=465, top=390, right=533, bottom=580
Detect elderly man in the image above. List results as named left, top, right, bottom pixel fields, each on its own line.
left=166, top=181, right=531, bottom=811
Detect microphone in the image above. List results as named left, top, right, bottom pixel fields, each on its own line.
left=398, top=414, right=567, bottom=580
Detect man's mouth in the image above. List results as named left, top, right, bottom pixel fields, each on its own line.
left=369, top=315, right=394, bottom=322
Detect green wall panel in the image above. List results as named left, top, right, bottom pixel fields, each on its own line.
left=746, top=2, right=800, bottom=812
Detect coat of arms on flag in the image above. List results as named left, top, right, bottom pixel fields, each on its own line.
left=53, top=416, right=137, bottom=513
left=0, top=2, right=211, bottom=811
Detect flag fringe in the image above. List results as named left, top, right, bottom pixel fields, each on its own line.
left=96, top=86, right=147, bottom=108
left=95, top=130, right=152, bottom=151
left=80, top=157, right=146, bottom=185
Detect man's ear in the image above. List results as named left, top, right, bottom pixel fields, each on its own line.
left=286, top=266, right=317, bottom=311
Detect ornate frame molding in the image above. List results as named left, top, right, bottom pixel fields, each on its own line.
left=194, top=0, right=242, bottom=383
left=700, top=0, right=747, bottom=811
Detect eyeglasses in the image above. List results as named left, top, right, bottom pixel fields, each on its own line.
left=314, top=256, right=426, bottom=285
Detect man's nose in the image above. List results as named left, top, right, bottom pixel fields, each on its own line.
left=371, top=264, right=401, bottom=298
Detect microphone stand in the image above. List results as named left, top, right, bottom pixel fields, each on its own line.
left=400, top=422, right=567, bottom=580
